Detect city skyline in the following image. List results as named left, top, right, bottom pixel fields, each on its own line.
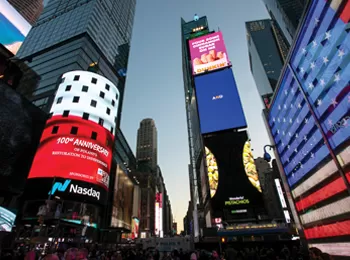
left=121, top=0, right=271, bottom=231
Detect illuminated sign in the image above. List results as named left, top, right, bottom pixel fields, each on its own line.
left=274, top=179, right=287, bottom=208
left=231, top=209, right=248, bottom=214
left=27, top=71, right=119, bottom=195
left=48, top=179, right=101, bottom=200
left=189, top=32, right=230, bottom=75
left=225, top=196, right=250, bottom=206
left=155, top=192, right=163, bottom=236
left=0, top=207, right=16, bottom=232
left=243, top=140, right=261, bottom=192
left=195, top=69, right=247, bottom=134
left=227, top=223, right=278, bottom=230
left=205, top=147, right=218, bottom=198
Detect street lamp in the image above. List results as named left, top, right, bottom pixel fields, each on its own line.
left=263, top=145, right=275, bottom=162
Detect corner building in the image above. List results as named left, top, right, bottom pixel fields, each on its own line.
left=16, top=0, right=135, bottom=127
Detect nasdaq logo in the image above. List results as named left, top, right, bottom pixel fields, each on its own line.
left=48, top=179, right=71, bottom=195
left=212, top=95, right=223, bottom=100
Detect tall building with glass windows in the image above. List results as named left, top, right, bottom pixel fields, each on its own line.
left=262, top=0, right=307, bottom=44
left=8, top=0, right=44, bottom=25
left=16, top=0, right=135, bottom=128
left=246, top=19, right=289, bottom=108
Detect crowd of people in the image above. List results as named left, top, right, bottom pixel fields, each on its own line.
left=0, top=245, right=333, bottom=260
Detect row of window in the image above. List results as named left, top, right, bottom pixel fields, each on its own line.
left=56, top=97, right=113, bottom=116
left=61, top=75, right=113, bottom=93
left=60, top=84, right=118, bottom=101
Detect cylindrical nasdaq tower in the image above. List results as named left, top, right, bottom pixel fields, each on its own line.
left=17, top=71, right=119, bottom=243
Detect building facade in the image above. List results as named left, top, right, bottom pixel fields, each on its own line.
left=136, top=118, right=158, bottom=171
left=266, top=0, right=350, bottom=256
left=8, top=0, right=44, bottom=25
left=16, top=0, right=136, bottom=128
left=246, top=19, right=289, bottom=108
left=262, top=0, right=307, bottom=44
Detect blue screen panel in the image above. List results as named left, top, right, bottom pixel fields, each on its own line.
left=194, top=69, right=247, bottom=134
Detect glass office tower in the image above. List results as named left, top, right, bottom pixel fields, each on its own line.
left=262, top=0, right=307, bottom=44
left=246, top=19, right=289, bottom=108
left=16, top=0, right=135, bottom=127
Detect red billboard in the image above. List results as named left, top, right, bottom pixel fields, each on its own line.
left=27, top=70, right=120, bottom=192
left=188, top=31, right=230, bottom=75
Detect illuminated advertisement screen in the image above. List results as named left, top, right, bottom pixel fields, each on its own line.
left=132, top=218, right=139, bottom=239
left=0, top=1, right=31, bottom=54
left=0, top=206, right=16, bottom=232
left=268, top=0, right=350, bottom=249
left=189, top=31, right=230, bottom=75
left=27, top=71, right=119, bottom=204
left=243, top=140, right=261, bottom=193
left=204, top=131, right=264, bottom=213
left=111, top=165, right=133, bottom=229
left=195, top=68, right=247, bottom=134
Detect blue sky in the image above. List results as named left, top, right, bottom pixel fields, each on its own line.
left=121, top=0, right=272, bottom=231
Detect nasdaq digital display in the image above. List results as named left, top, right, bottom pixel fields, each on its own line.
left=194, top=69, right=247, bottom=134
left=27, top=71, right=119, bottom=204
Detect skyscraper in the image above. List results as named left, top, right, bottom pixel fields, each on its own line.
left=8, top=0, right=44, bottom=25
left=262, top=0, right=307, bottom=44
left=246, top=19, right=289, bottom=108
left=136, top=118, right=158, bottom=171
left=16, top=0, right=136, bottom=127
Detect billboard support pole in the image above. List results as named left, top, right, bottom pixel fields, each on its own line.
left=287, top=63, right=350, bottom=194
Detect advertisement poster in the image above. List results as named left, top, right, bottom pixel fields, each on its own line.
left=189, top=31, right=229, bottom=75
left=0, top=1, right=31, bottom=54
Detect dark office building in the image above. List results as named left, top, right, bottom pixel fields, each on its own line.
left=262, top=0, right=307, bottom=44
left=8, top=0, right=44, bottom=25
left=16, top=0, right=135, bottom=128
left=246, top=19, right=288, bottom=108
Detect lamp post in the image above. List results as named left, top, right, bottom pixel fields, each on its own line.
left=263, top=145, right=275, bottom=162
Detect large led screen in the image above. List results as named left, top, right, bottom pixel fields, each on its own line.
left=204, top=131, right=264, bottom=214
left=0, top=1, right=31, bottom=54
left=195, top=68, right=247, bottom=134
left=268, top=0, right=350, bottom=253
left=27, top=71, right=119, bottom=203
left=189, top=31, right=230, bottom=75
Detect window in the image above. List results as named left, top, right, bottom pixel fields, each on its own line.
left=57, top=97, right=63, bottom=104
left=110, top=127, right=114, bottom=134
left=99, top=91, right=105, bottom=99
left=116, top=93, right=119, bottom=100
left=61, top=77, right=65, bottom=83
left=70, top=126, right=78, bottom=135
left=90, top=100, right=97, bottom=107
left=73, top=96, right=80, bottom=103
left=52, top=126, right=59, bottom=134
left=83, top=112, right=89, bottom=120
left=111, top=100, right=115, bottom=106
left=106, top=107, right=110, bottom=115
left=91, top=77, right=97, bottom=84
left=65, top=85, right=72, bottom=91
left=82, top=85, right=89, bottom=92
left=63, top=110, right=69, bottom=117
left=99, top=118, right=104, bottom=126
left=74, top=75, right=80, bottom=81
left=91, top=131, right=97, bottom=140
left=105, top=84, right=110, bottom=91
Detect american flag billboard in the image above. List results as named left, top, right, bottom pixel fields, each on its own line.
left=268, top=0, right=350, bottom=256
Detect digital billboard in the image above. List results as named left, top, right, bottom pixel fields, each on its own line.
left=0, top=206, right=16, bottom=232
left=243, top=140, right=261, bottom=192
left=155, top=192, right=163, bottom=237
left=189, top=31, right=230, bottom=75
left=268, top=0, right=350, bottom=254
left=0, top=1, right=31, bottom=54
left=27, top=71, right=119, bottom=203
left=203, top=131, right=264, bottom=217
left=194, top=68, right=247, bottom=134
